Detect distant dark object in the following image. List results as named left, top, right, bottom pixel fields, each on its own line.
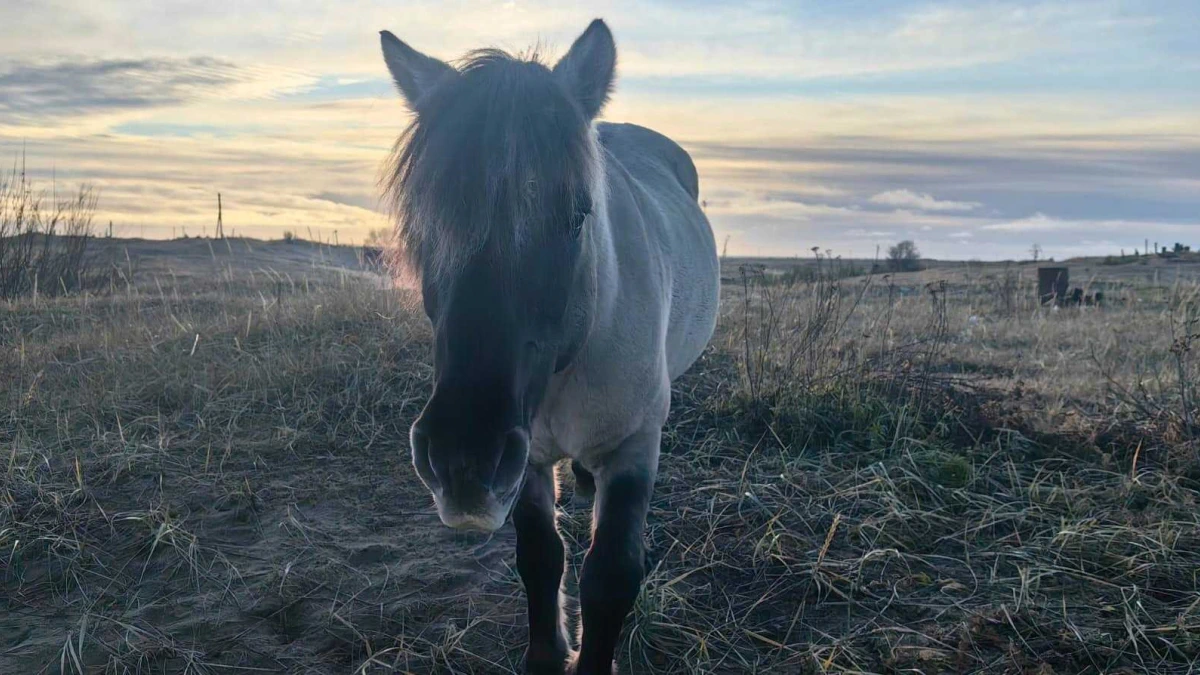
left=1038, top=267, right=1068, bottom=305
left=360, top=246, right=384, bottom=267
left=1062, top=286, right=1105, bottom=307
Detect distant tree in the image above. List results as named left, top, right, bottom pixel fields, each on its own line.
left=887, top=240, right=922, bottom=272
left=1029, top=243, right=1042, bottom=262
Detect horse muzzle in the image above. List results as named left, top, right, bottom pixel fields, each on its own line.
left=410, top=425, right=529, bottom=532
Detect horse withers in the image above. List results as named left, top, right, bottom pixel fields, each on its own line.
left=379, top=19, right=719, bottom=674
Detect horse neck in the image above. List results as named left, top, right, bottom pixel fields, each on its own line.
left=556, top=144, right=608, bottom=372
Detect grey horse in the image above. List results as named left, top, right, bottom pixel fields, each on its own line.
left=379, top=18, right=719, bottom=674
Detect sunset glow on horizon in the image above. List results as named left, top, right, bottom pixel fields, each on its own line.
left=2, top=1, right=1198, bottom=259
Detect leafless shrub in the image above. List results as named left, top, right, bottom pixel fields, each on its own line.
left=735, top=250, right=875, bottom=404
left=1092, top=281, right=1200, bottom=444
left=733, top=250, right=958, bottom=418
left=987, top=264, right=1024, bottom=316
left=0, top=157, right=100, bottom=299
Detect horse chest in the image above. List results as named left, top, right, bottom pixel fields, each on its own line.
left=528, top=361, right=669, bottom=466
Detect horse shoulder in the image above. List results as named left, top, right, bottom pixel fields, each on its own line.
left=532, top=350, right=670, bottom=464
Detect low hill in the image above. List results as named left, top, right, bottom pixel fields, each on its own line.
left=86, top=236, right=385, bottom=282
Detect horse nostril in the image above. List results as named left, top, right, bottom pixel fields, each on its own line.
left=430, top=453, right=452, bottom=488
left=491, top=428, right=529, bottom=489
left=503, top=429, right=528, bottom=462
left=410, top=425, right=443, bottom=489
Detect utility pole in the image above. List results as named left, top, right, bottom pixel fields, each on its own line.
left=216, top=193, right=224, bottom=239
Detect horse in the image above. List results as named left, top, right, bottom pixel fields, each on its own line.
left=379, top=19, right=719, bottom=674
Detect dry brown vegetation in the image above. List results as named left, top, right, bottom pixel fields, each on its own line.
left=0, top=162, right=101, bottom=300
left=3, top=240, right=1200, bottom=674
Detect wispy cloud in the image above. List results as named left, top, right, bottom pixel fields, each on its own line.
left=981, top=212, right=1068, bottom=233
left=981, top=212, right=1194, bottom=236
left=869, top=189, right=980, bottom=212
left=0, top=57, right=242, bottom=124
left=310, top=191, right=380, bottom=212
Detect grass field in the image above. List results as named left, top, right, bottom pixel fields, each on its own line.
left=3, top=238, right=1200, bottom=674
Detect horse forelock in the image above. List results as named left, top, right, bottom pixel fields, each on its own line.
left=382, top=48, right=601, bottom=287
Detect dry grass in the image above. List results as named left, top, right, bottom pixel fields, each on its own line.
left=0, top=159, right=101, bottom=300
left=2, top=242, right=1199, bottom=674
left=637, top=258, right=1199, bottom=673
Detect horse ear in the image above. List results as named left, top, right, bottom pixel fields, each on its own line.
left=552, top=19, right=616, bottom=120
left=380, top=30, right=455, bottom=110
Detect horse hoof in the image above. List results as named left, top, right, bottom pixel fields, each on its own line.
left=525, top=647, right=572, bottom=675
left=564, top=657, right=617, bottom=675
left=527, top=660, right=569, bottom=675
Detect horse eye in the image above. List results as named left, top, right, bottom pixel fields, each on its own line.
left=569, top=213, right=586, bottom=238
left=569, top=200, right=591, bottom=238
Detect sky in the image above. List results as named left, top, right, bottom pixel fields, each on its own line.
left=1, top=1, right=1197, bottom=260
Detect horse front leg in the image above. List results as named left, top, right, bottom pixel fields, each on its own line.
left=572, top=429, right=658, bottom=675
left=513, top=463, right=570, bottom=674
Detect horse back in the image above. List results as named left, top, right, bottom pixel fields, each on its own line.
left=597, top=122, right=699, bottom=200
left=597, top=122, right=719, bottom=382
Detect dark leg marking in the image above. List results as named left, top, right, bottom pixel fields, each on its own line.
left=513, top=463, right=569, bottom=674
left=573, top=470, right=653, bottom=675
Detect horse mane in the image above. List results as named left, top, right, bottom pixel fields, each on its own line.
left=382, top=48, right=597, bottom=285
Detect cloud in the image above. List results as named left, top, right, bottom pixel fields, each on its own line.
left=310, top=191, right=380, bottom=212
left=0, top=1, right=1197, bottom=260
left=869, top=189, right=981, bottom=212
left=689, top=136, right=1200, bottom=224
left=980, top=212, right=1067, bottom=232
left=2, top=0, right=1185, bottom=90
left=981, top=212, right=1196, bottom=238
left=845, top=229, right=897, bottom=239
left=0, top=57, right=242, bottom=123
